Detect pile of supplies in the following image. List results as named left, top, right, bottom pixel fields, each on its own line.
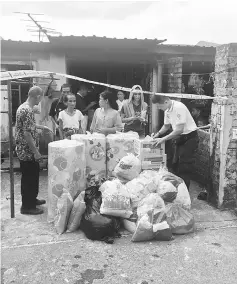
left=47, top=133, right=194, bottom=244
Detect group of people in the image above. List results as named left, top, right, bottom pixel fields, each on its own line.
left=49, top=83, right=148, bottom=139
left=15, top=82, right=200, bottom=215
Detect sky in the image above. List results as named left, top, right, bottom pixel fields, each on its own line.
left=0, top=0, right=236, bottom=45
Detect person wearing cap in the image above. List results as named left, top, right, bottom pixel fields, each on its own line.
left=75, top=83, right=97, bottom=132
left=151, top=95, right=199, bottom=190
left=120, top=85, right=148, bottom=138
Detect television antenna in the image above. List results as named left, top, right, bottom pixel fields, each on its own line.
left=14, top=12, right=62, bottom=42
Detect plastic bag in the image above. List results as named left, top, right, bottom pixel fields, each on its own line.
left=114, top=153, right=141, bottom=182
left=123, top=219, right=136, bottom=234
left=173, top=182, right=191, bottom=210
left=137, top=193, right=165, bottom=220
left=139, top=170, right=159, bottom=180
left=67, top=191, right=86, bottom=232
left=80, top=186, right=121, bottom=243
left=157, top=180, right=178, bottom=203
left=131, top=214, right=154, bottom=242
left=156, top=168, right=183, bottom=189
left=164, top=204, right=195, bottom=235
left=54, top=190, right=73, bottom=234
left=126, top=176, right=157, bottom=209
left=153, top=221, right=173, bottom=241
left=99, top=179, right=133, bottom=218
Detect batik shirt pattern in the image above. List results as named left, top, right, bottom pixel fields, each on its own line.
left=15, top=103, right=38, bottom=161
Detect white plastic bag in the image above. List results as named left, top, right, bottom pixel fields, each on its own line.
left=165, top=204, right=195, bottom=234
left=67, top=191, right=86, bottom=232
left=157, top=180, right=178, bottom=203
left=153, top=221, right=172, bottom=241
left=54, top=190, right=73, bottom=235
left=114, top=153, right=141, bottom=182
left=99, top=179, right=133, bottom=218
left=126, top=176, right=156, bottom=209
left=173, top=182, right=191, bottom=210
left=131, top=214, right=154, bottom=242
left=123, top=219, right=137, bottom=234
left=137, top=193, right=165, bottom=220
left=156, top=167, right=183, bottom=189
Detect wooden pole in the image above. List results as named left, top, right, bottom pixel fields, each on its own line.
left=7, top=81, right=15, bottom=218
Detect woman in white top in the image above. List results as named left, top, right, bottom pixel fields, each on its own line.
left=90, top=90, right=123, bottom=135
left=58, top=93, right=84, bottom=139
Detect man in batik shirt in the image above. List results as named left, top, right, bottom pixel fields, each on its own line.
left=15, top=86, right=50, bottom=215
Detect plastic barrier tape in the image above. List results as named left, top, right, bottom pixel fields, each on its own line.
left=1, top=70, right=215, bottom=100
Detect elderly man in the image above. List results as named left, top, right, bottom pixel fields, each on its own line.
left=15, top=86, right=50, bottom=215
left=151, top=95, right=199, bottom=190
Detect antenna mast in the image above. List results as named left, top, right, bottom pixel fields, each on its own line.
left=14, top=12, right=62, bottom=42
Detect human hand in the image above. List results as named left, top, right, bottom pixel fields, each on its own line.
left=33, top=106, right=40, bottom=114
left=97, top=128, right=107, bottom=135
left=89, top=101, right=97, bottom=107
left=34, top=151, right=43, bottom=162
left=130, top=117, right=138, bottom=121
left=152, top=137, right=165, bottom=146
left=151, top=132, right=159, bottom=139
left=138, top=117, right=146, bottom=122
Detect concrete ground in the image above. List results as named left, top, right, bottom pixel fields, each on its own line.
left=1, top=170, right=237, bottom=284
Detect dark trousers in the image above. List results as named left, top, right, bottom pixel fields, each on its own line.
left=172, top=132, right=199, bottom=190
left=19, top=160, right=40, bottom=209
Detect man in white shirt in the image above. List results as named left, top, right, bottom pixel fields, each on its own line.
left=151, top=95, right=199, bottom=190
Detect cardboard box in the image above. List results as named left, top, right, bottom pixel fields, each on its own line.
left=134, top=139, right=165, bottom=157
left=141, top=154, right=167, bottom=170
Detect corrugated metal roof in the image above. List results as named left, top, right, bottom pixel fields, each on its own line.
left=48, top=35, right=166, bottom=44
left=1, top=38, right=216, bottom=48
left=159, top=44, right=216, bottom=49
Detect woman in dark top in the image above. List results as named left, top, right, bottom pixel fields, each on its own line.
left=120, top=85, right=148, bottom=138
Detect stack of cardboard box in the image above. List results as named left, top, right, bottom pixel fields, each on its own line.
left=134, top=138, right=166, bottom=170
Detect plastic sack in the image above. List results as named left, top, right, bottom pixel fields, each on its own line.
left=54, top=190, right=73, bottom=234
left=164, top=204, right=195, bottom=235
left=126, top=176, right=157, bottom=209
left=114, top=153, right=141, bottom=182
left=157, top=180, right=178, bottom=203
left=139, top=170, right=159, bottom=180
left=137, top=193, right=165, bottom=220
left=131, top=214, right=154, bottom=242
left=99, top=179, right=133, bottom=218
left=156, top=168, right=183, bottom=189
left=67, top=191, right=86, bottom=232
left=80, top=186, right=121, bottom=243
left=153, top=221, right=172, bottom=241
left=123, top=219, right=136, bottom=234
left=173, top=182, right=191, bottom=210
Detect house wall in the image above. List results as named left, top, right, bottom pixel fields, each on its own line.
left=1, top=48, right=67, bottom=134
left=167, top=57, right=183, bottom=93
left=193, top=130, right=210, bottom=184
left=209, top=43, right=237, bottom=208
